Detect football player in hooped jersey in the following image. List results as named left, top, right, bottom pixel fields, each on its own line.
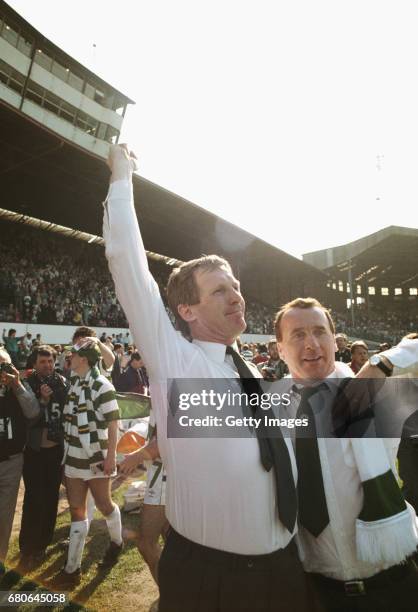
left=50, top=342, right=121, bottom=589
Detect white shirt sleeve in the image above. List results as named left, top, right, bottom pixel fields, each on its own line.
left=103, top=179, right=193, bottom=383
left=380, top=337, right=418, bottom=370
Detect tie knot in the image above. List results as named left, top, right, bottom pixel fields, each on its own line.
left=294, top=382, right=328, bottom=401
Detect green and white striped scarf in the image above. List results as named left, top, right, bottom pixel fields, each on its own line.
left=64, top=366, right=101, bottom=460
left=334, top=363, right=418, bottom=565
left=347, top=436, right=418, bottom=565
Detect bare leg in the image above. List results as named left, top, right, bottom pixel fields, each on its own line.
left=88, top=478, right=114, bottom=517
left=65, top=477, right=88, bottom=521
left=136, top=504, right=169, bottom=584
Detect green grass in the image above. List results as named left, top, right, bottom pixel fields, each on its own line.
left=2, top=481, right=159, bottom=612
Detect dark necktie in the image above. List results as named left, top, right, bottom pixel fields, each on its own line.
left=294, top=385, right=329, bottom=537
left=137, top=368, right=145, bottom=389
left=226, top=346, right=297, bottom=533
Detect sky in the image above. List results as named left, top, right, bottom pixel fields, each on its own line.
left=7, top=0, right=418, bottom=259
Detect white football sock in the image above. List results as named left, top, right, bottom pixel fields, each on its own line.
left=65, top=520, right=88, bottom=573
left=86, top=491, right=96, bottom=531
left=105, top=505, right=122, bottom=545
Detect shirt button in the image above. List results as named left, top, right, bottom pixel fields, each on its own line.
left=247, top=561, right=254, bottom=568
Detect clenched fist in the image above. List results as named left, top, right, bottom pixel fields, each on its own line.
left=107, top=144, right=138, bottom=183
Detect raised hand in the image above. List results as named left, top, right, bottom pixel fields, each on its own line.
left=107, top=144, right=138, bottom=183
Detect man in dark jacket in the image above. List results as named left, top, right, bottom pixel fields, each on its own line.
left=0, top=349, right=40, bottom=576
left=117, top=352, right=148, bottom=394
left=18, top=345, right=69, bottom=571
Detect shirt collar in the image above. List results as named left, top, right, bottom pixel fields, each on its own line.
left=311, top=363, right=355, bottom=395
left=192, top=339, right=238, bottom=364
left=289, top=361, right=354, bottom=394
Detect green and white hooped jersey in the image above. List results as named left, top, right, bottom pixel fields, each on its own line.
left=63, top=368, right=119, bottom=472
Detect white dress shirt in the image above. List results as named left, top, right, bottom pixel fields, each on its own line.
left=103, top=179, right=296, bottom=554
left=381, top=337, right=418, bottom=375
left=285, top=367, right=402, bottom=580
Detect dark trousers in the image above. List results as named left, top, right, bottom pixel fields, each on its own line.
left=0, top=453, right=23, bottom=564
left=158, top=527, right=309, bottom=612
left=308, top=558, right=418, bottom=612
left=398, top=439, right=418, bottom=514
left=19, top=445, right=63, bottom=556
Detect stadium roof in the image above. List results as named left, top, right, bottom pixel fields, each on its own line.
left=1, top=0, right=134, bottom=104
left=303, top=226, right=418, bottom=287
left=0, top=99, right=329, bottom=306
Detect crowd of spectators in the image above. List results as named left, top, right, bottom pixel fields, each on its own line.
left=0, top=222, right=416, bottom=342
left=0, top=222, right=152, bottom=329
left=332, top=309, right=418, bottom=345
left=245, top=301, right=275, bottom=334
left=0, top=222, right=276, bottom=334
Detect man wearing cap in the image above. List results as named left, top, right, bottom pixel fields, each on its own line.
left=50, top=341, right=122, bottom=589
left=71, top=326, right=115, bottom=379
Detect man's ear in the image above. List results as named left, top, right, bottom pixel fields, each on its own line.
left=177, top=304, right=197, bottom=323
left=277, top=341, right=286, bottom=362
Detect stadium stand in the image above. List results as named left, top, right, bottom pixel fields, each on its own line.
left=304, top=227, right=418, bottom=343
left=1, top=219, right=416, bottom=343
left=0, top=220, right=279, bottom=334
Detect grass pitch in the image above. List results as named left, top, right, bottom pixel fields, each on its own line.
left=2, top=481, right=159, bottom=612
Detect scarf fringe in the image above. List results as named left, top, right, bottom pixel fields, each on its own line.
left=356, top=506, right=418, bottom=565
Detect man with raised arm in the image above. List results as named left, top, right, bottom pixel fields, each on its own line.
left=103, top=145, right=308, bottom=612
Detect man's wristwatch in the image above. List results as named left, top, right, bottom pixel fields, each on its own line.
left=369, top=354, right=393, bottom=377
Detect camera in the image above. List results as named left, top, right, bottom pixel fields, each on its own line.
left=29, top=371, right=66, bottom=400
left=27, top=371, right=68, bottom=444
left=39, top=373, right=67, bottom=395
left=0, top=362, right=14, bottom=375
left=0, top=362, right=14, bottom=397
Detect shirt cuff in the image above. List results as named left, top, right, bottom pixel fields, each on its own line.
left=381, top=338, right=418, bottom=369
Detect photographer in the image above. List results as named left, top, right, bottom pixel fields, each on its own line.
left=18, top=345, right=69, bottom=571
left=0, top=349, right=40, bottom=576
